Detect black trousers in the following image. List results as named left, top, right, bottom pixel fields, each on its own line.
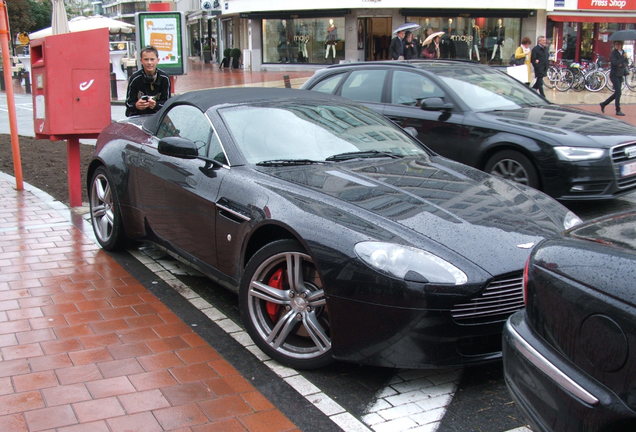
left=532, top=73, right=545, bottom=97
left=602, top=75, right=623, bottom=112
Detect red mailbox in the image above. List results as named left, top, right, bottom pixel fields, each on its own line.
left=30, top=28, right=111, bottom=139
left=29, top=28, right=112, bottom=207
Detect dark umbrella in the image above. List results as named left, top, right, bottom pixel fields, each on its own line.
left=609, top=29, right=636, bottom=41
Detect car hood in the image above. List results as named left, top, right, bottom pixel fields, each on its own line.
left=477, top=105, right=636, bottom=147
left=568, top=211, right=636, bottom=251
left=262, top=157, right=568, bottom=275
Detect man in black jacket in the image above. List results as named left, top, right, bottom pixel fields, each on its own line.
left=389, top=30, right=405, bottom=60
left=125, top=46, right=171, bottom=117
left=600, top=40, right=629, bottom=116
left=530, top=36, right=549, bottom=97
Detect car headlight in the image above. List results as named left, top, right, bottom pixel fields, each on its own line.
left=554, top=146, right=604, bottom=161
left=564, top=211, right=583, bottom=230
left=354, top=242, right=467, bottom=285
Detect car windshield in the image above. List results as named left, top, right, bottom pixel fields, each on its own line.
left=434, top=67, right=548, bottom=112
left=219, top=102, right=429, bottom=164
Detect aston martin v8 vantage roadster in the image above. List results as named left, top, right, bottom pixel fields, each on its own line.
left=88, top=88, right=581, bottom=369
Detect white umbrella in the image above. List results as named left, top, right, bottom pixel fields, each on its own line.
left=29, top=15, right=134, bottom=40
left=393, top=22, right=421, bottom=34
left=422, top=31, right=445, bottom=46
left=51, top=0, right=70, bottom=35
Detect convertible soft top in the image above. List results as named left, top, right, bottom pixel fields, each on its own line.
left=142, top=87, right=346, bottom=133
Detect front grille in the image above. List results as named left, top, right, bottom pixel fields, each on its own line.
left=611, top=142, right=636, bottom=189
left=450, top=272, right=524, bottom=325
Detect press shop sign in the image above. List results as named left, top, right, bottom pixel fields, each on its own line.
left=578, top=0, right=635, bottom=9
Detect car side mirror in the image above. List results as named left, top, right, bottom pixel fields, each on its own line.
left=158, top=137, right=199, bottom=159
left=420, top=97, right=454, bottom=111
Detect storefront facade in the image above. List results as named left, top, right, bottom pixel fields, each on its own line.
left=175, top=0, right=635, bottom=70
left=208, top=0, right=547, bottom=70
left=547, top=0, right=636, bottom=64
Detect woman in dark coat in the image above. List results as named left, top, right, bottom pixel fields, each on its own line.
left=404, top=31, right=419, bottom=59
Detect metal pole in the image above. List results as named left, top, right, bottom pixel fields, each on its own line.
left=66, top=137, right=82, bottom=207
left=0, top=0, right=23, bottom=191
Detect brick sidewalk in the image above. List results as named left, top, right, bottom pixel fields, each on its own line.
left=0, top=173, right=298, bottom=432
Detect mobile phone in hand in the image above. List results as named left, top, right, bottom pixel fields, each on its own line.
left=141, top=95, right=150, bottom=101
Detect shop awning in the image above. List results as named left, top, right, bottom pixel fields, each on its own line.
left=239, top=9, right=351, bottom=19
left=401, top=9, right=534, bottom=18
left=187, top=10, right=220, bottom=23
left=548, top=13, right=636, bottom=23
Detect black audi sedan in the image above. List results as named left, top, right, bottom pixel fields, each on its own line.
left=503, top=211, right=636, bottom=432
left=301, top=60, right=636, bottom=201
left=88, top=88, right=582, bottom=370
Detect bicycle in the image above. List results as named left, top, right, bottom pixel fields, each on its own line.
left=544, top=49, right=567, bottom=89
left=603, top=56, right=630, bottom=92
left=579, top=56, right=607, bottom=92
left=553, top=58, right=607, bottom=92
left=625, top=62, right=636, bottom=91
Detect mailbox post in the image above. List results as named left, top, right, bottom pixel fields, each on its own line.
left=30, top=28, right=111, bottom=207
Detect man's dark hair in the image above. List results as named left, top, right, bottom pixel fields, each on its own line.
left=140, top=46, right=159, bottom=58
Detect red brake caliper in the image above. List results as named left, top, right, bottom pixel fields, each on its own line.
left=265, top=268, right=284, bottom=321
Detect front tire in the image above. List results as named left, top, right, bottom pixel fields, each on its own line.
left=555, top=68, right=574, bottom=92
left=484, top=150, right=539, bottom=190
left=89, top=166, right=126, bottom=251
left=239, top=240, right=333, bottom=369
left=585, top=71, right=607, bottom=92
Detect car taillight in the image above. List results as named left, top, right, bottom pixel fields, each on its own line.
left=522, top=257, right=530, bottom=305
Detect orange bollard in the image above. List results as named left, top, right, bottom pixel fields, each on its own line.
left=0, top=0, right=23, bottom=191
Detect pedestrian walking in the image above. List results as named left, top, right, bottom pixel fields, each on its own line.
left=531, top=36, right=549, bottom=97
left=390, top=30, right=405, bottom=60
left=600, top=40, right=629, bottom=116
left=404, top=31, right=419, bottom=59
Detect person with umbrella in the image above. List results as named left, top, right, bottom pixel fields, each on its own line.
left=390, top=23, right=421, bottom=60
left=390, top=29, right=406, bottom=60
left=422, top=31, right=444, bottom=59
left=404, top=31, right=420, bottom=59
left=600, top=39, right=630, bottom=117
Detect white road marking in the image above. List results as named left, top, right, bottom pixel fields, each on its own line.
left=128, top=247, right=462, bottom=432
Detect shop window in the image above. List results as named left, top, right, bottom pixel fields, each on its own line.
left=262, top=17, right=345, bottom=64
left=407, top=16, right=521, bottom=64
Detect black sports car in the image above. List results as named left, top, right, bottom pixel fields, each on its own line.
left=88, top=88, right=582, bottom=369
left=301, top=60, right=636, bottom=201
left=503, top=211, right=636, bottom=432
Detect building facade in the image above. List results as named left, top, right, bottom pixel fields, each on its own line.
left=97, top=1, right=636, bottom=70
left=200, top=0, right=547, bottom=71
left=547, top=0, right=636, bottom=63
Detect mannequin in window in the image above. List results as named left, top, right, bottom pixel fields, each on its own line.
left=278, top=20, right=291, bottom=63
left=470, top=19, right=481, bottom=61
left=325, top=19, right=338, bottom=61
left=296, top=23, right=309, bottom=62
left=490, top=19, right=505, bottom=61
